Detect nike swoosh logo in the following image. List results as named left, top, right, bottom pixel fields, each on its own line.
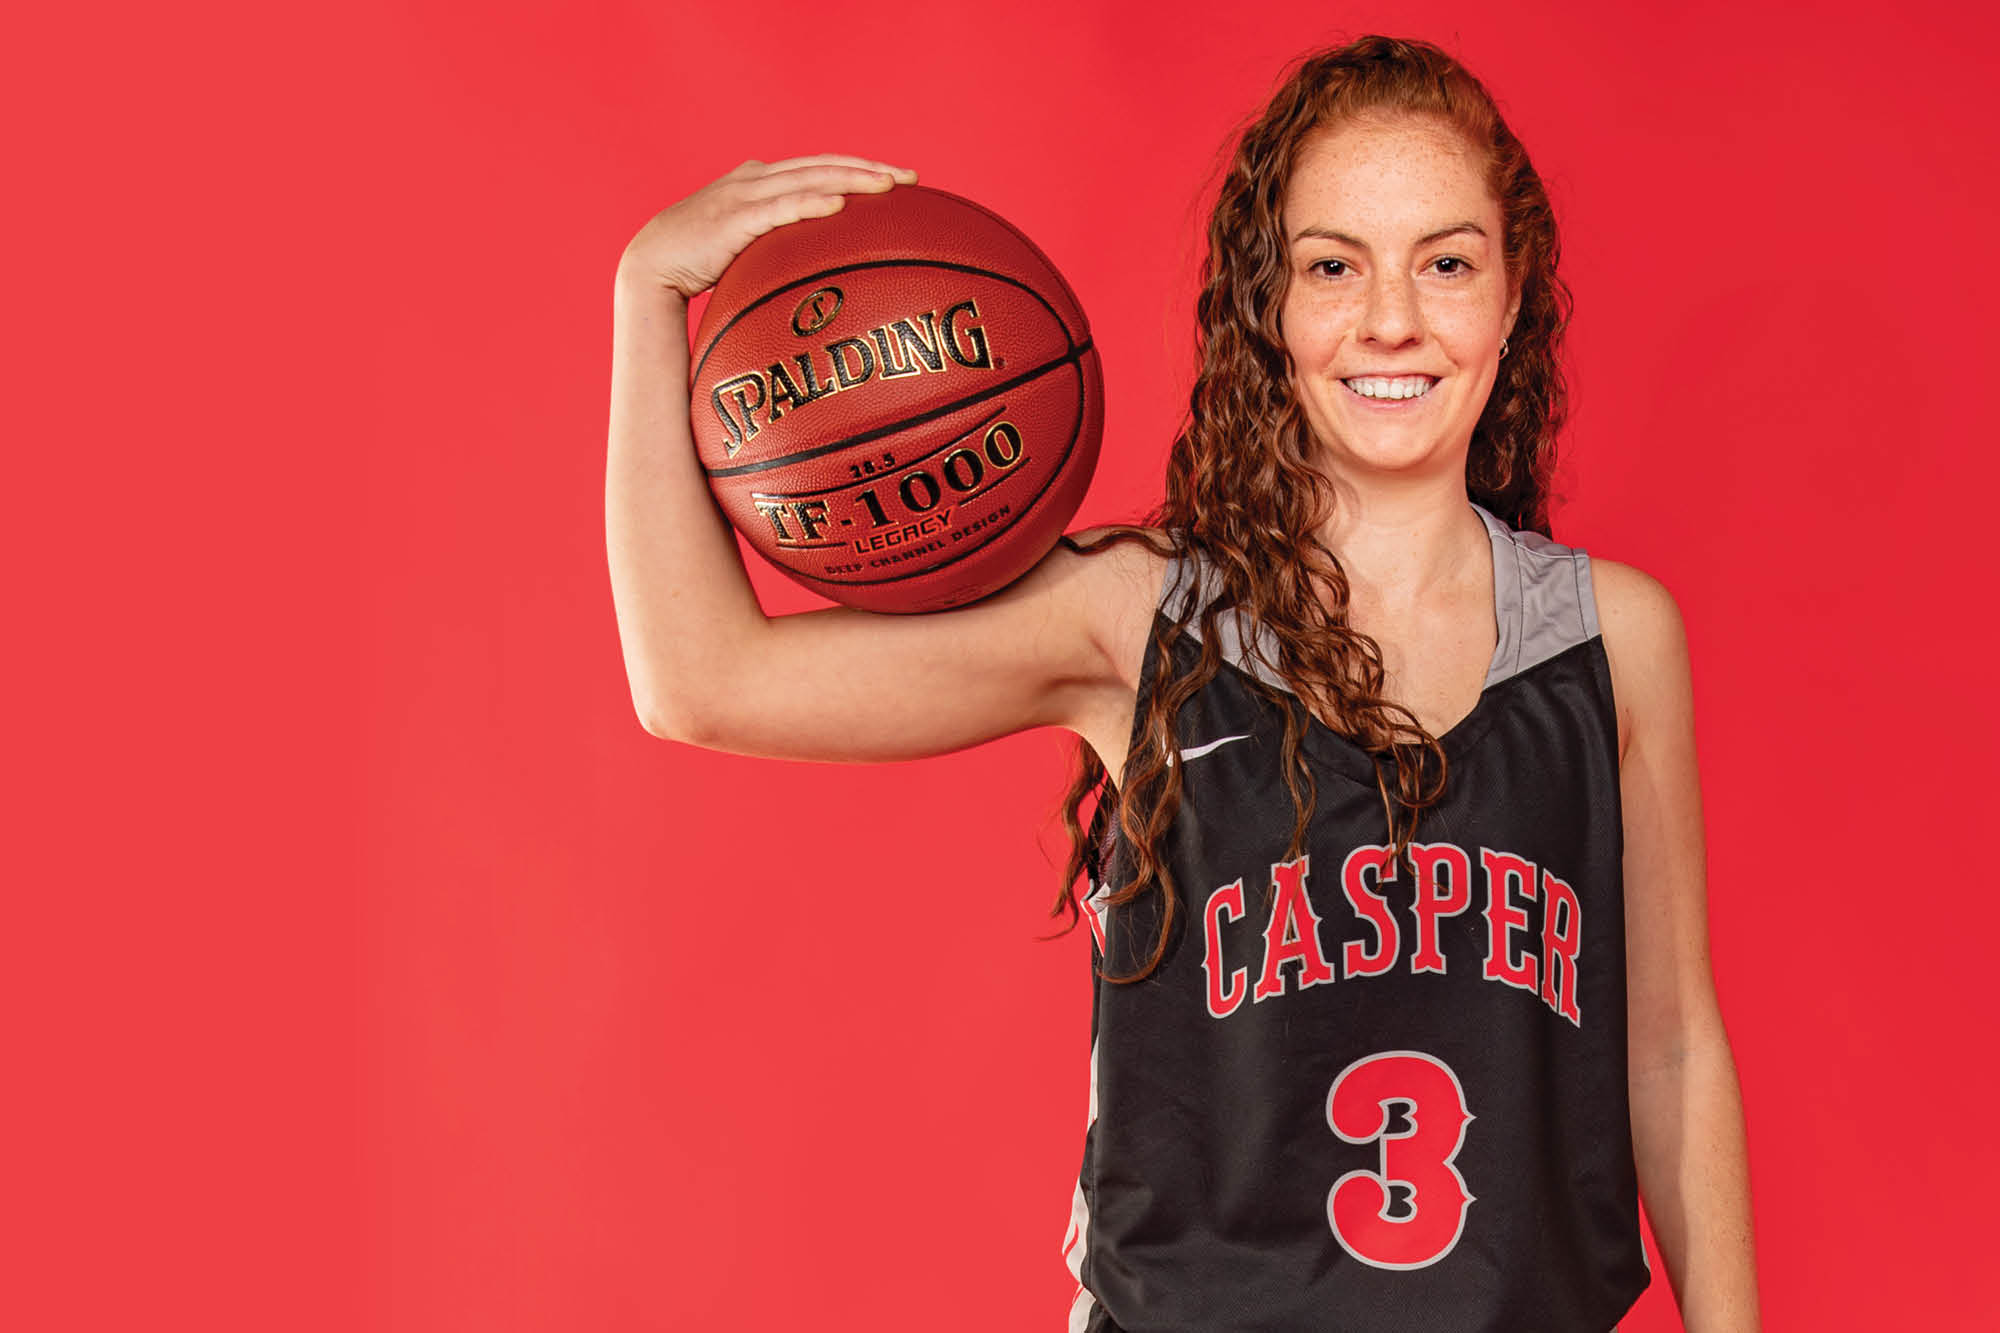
left=1172, top=733, right=1253, bottom=764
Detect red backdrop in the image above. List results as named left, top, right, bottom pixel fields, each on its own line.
left=8, top=1, right=1999, bottom=1329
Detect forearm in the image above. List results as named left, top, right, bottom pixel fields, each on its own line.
left=1629, top=1035, right=1761, bottom=1331
left=605, top=266, right=768, bottom=734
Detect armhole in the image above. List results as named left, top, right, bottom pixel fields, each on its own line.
left=1576, top=548, right=1625, bottom=769
left=1089, top=534, right=1183, bottom=879
left=1575, top=548, right=1603, bottom=642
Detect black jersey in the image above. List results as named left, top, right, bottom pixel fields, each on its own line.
left=1060, top=502, right=1651, bottom=1332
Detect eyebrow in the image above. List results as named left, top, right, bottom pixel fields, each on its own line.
left=1291, top=221, right=1490, bottom=249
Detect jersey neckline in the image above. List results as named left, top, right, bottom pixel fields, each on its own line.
left=1164, top=500, right=1518, bottom=788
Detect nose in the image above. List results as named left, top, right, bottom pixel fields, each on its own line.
left=1357, top=271, right=1423, bottom=348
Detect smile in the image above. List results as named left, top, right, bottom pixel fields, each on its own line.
left=1340, top=375, right=1437, bottom=401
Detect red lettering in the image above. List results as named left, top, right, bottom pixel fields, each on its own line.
left=1202, top=878, right=1249, bottom=1018
left=1479, top=848, right=1540, bottom=995
left=1255, top=855, right=1335, bottom=1001
left=1541, top=869, right=1582, bottom=1026
left=1341, top=846, right=1400, bottom=978
left=1409, top=843, right=1472, bottom=975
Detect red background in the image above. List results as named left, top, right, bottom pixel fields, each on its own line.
left=8, top=1, right=1998, bottom=1329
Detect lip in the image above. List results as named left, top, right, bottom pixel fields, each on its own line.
left=1339, top=376, right=1440, bottom=409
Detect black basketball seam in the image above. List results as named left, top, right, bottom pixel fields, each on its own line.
left=704, top=339, right=1093, bottom=479
left=691, top=258, right=1083, bottom=385
left=779, top=351, right=1095, bottom=594
left=751, top=406, right=1010, bottom=505
left=910, top=187, right=1092, bottom=325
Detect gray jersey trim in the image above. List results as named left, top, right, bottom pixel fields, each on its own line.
left=1158, top=502, right=1599, bottom=696
left=1157, top=541, right=1291, bottom=695
left=1474, top=501, right=1600, bottom=688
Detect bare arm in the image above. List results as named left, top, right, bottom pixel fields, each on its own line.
left=1595, top=558, right=1762, bottom=1331
left=606, top=273, right=763, bottom=736
left=606, top=157, right=1120, bottom=761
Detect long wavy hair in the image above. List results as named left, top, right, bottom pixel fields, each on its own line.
left=1043, top=34, right=1575, bottom=983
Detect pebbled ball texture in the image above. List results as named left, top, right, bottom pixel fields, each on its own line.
left=690, top=185, right=1102, bottom=614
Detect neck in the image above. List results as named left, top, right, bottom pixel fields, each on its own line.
left=1309, top=475, right=1488, bottom=607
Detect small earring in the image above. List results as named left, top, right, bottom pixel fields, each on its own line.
left=1500, top=338, right=1510, bottom=360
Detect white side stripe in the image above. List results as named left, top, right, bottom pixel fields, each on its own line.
left=1062, top=1034, right=1101, bottom=1331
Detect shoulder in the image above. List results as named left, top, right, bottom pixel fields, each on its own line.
left=1589, top=555, right=1686, bottom=644
left=1585, top=555, right=1694, bottom=764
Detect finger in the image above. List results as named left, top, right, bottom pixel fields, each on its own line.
left=748, top=190, right=848, bottom=236
left=756, top=153, right=917, bottom=182
left=740, top=163, right=904, bottom=203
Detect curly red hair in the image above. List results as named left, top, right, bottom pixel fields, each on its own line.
left=1043, top=33, right=1576, bottom=983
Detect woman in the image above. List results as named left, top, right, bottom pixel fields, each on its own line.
left=608, top=34, right=1757, bottom=1333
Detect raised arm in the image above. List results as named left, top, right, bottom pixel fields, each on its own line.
left=606, top=157, right=1134, bottom=765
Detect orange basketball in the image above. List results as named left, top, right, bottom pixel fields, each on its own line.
left=689, top=185, right=1103, bottom=613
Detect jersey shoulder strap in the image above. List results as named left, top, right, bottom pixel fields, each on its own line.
left=1155, top=504, right=1600, bottom=694
left=1474, top=501, right=1600, bottom=687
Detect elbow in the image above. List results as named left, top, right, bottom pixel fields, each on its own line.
left=1632, top=1011, right=1735, bottom=1084
left=629, top=684, right=684, bottom=742
left=628, top=673, right=700, bottom=741
left=637, top=695, right=715, bottom=746
left=639, top=704, right=694, bottom=743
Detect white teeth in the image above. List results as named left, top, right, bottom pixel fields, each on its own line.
left=1343, top=375, right=1435, bottom=400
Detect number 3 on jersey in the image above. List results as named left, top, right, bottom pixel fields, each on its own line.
left=1327, top=1049, right=1476, bottom=1269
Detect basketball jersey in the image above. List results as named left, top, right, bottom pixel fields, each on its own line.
left=1060, top=501, right=1651, bottom=1332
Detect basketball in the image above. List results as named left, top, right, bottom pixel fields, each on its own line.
left=688, top=184, right=1103, bottom=614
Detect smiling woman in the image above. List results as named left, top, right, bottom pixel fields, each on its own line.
left=1038, top=35, right=1759, bottom=1333
left=605, top=29, right=1758, bottom=1333
left=1280, top=119, right=1519, bottom=475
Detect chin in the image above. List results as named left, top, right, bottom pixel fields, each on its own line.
left=1314, top=432, right=1453, bottom=476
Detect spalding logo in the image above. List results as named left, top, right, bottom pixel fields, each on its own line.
left=790, top=286, right=844, bottom=337
left=709, top=300, right=996, bottom=457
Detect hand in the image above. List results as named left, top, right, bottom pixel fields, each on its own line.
left=619, top=155, right=919, bottom=300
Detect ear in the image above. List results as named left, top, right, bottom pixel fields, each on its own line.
left=1503, top=285, right=1522, bottom=342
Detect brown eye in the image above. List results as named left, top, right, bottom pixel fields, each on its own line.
left=1434, top=256, right=1470, bottom=275
left=1312, top=259, right=1349, bottom=278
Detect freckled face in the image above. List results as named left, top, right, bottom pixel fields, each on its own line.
left=1278, top=116, right=1520, bottom=477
